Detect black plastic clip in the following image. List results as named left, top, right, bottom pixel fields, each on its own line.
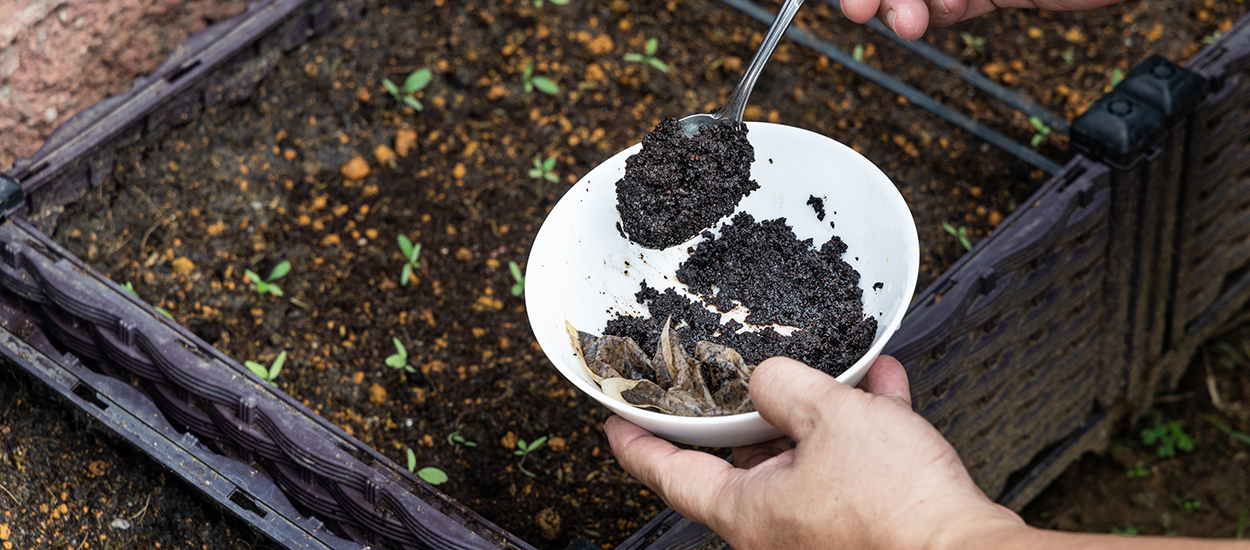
left=0, top=173, right=24, bottom=220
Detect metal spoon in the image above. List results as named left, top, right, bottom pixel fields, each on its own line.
left=680, top=0, right=806, bottom=137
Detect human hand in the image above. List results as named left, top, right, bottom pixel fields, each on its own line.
left=605, top=355, right=1024, bottom=550
left=838, top=0, right=1125, bottom=41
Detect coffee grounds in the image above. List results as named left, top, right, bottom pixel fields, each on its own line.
left=615, top=117, right=758, bottom=249
left=605, top=213, right=877, bottom=377
left=807, top=195, right=826, bottom=221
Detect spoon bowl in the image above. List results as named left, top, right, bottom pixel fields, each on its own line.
left=525, top=123, right=920, bottom=448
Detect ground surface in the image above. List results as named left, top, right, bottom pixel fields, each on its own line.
left=1, top=0, right=1248, bottom=549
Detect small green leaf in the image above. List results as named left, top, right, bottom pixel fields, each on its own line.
left=524, top=80, right=534, bottom=93
left=269, top=284, right=284, bottom=297
left=551, top=0, right=569, bottom=5
left=942, top=221, right=958, bottom=236
left=398, top=235, right=414, bottom=259
left=623, top=53, right=644, bottom=63
left=404, top=68, right=433, bottom=93
left=852, top=44, right=864, bottom=63
left=645, top=37, right=658, bottom=56
left=1031, top=133, right=1044, bottom=148
left=512, top=282, right=524, bottom=297
left=245, top=270, right=263, bottom=285
left=529, top=436, right=548, bottom=450
left=417, top=467, right=448, bottom=485
left=544, top=172, right=558, bottom=183
left=270, top=351, right=287, bottom=379
left=157, top=307, right=174, bottom=320
left=524, top=60, right=535, bottom=80
left=404, top=96, right=424, bottom=111
left=123, top=282, right=138, bottom=296
left=401, top=263, right=413, bottom=287
left=409, top=243, right=422, bottom=266
left=1029, top=117, right=1049, bottom=134
left=532, top=76, right=560, bottom=95
left=268, top=260, right=292, bottom=281
left=542, top=156, right=556, bottom=171
left=382, top=78, right=400, bottom=98
left=1110, top=68, right=1124, bottom=89
left=509, top=261, right=524, bottom=283
left=406, top=447, right=417, bottom=472
left=529, top=168, right=543, bottom=179
left=245, top=361, right=269, bottom=379
left=648, top=58, right=670, bottom=73
left=386, top=354, right=405, bottom=369
left=392, top=337, right=407, bottom=359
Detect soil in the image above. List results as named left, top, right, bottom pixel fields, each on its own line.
left=0, top=0, right=249, bottom=169
left=615, top=118, right=757, bottom=249
left=605, top=213, right=875, bottom=377
left=0, top=0, right=1246, bottom=549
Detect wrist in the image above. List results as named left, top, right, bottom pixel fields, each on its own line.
left=923, top=505, right=1031, bottom=550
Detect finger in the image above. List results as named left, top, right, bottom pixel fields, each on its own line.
left=749, top=357, right=851, bottom=441
left=731, top=436, right=792, bottom=469
left=923, top=0, right=969, bottom=27
left=856, top=354, right=912, bottom=408
left=839, top=0, right=884, bottom=24
left=604, top=416, right=738, bottom=523
left=875, top=0, right=931, bottom=40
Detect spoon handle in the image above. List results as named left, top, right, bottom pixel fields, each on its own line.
left=719, top=0, right=805, bottom=123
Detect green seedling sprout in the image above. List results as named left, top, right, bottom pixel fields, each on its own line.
left=623, top=37, right=670, bottom=74
left=1237, top=508, right=1247, bottom=538
left=383, top=68, right=433, bottom=112
left=514, top=435, right=547, bottom=478
left=1140, top=416, right=1194, bottom=458
left=533, top=0, right=569, bottom=7
left=1126, top=462, right=1149, bottom=479
left=405, top=447, right=449, bottom=485
left=529, top=154, right=558, bottom=198
left=386, top=337, right=415, bottom=373
left=448, top=429, right=477, bottom=447
left=1204, top=31, right=1223, bottom=44
left=959, top=32, right=986, bottom=58
left=852, top=44, right=865, bottom=63
left=245, top=351, right=287, bottom=385
left=1179, top=499, right=1202, bottom=514
left=398, top=235, right=422, bottom=287
left=522, top=60, right=560, bottom=95
left=942, top=221, right=973, bottom=251
left=1110, top=67, right=1125, bottom=90
left=509, top=261, right=525, bottom=297
left=245, top=260, right=291, bottom=297
left=1111, top=523, right=1139, bottom=536
left=1062, top=48, right=1075, bottom=66
left=122, top=281, right=173, bottom=319
left=1029, top=117, right=1052, bottom=148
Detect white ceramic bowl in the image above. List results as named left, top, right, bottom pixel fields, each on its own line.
left=525, top=122, right=919, bottom=448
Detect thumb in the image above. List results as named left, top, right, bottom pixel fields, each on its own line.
left=749, top=357, right=854, bottom=441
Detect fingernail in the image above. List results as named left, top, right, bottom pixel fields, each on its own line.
left=937, top=0, right=952, bottom=15
left=884, top=9, right=897, bottom=30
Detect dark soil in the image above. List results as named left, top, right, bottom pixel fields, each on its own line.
left=615, top=118, right=757, bottom=249
left=0, top=0, right=1243, bottom=549
left=605, top=213, right=875, bottom=377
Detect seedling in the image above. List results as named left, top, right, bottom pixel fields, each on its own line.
left=1198, top=412, right=1250, bottom=446
left=942, top=221, right=973, bottom=251
left=533, top=0, right=569, bottom=7
left=122, top=281, right=173, bottom=319
left=1061, top=48, right=1075, bottom=66
left=509, top=261, right=525, bottom=297
left=1110, top=523, right=1139, bottom=536
left=386, top=337, right=415, bottom=374
left=623, top=37, right=670, bottom=74
left=514, top=435, right=547, bottom=478
left=1237, top=507, right=1247, bottom=538
left=1126, top=462, right=1149, bottom=479
left=1178, top=498, right=1202, bottom=514
left=1029, top=117, right=1052, bottom=148
left=852, top=44, right=865, bottom=63
left=1203, top=31, right=1223, bottom=44
left=398, top=235, right=422, bottom=287
left=1140, top=416, right=1194, bottom=458
left=245, top=260, right=291, bottom=297
left=1110, top=67, right=1125, bottom=90
left=529, top=154, right=558, bottom=197
left=959, top=32, right=985, bottom=58
left=522, top=60, right=560, bottom=95
left=448, top=429, right=477, bottom=447
left=382, top=68, right=433, bottom=112
left=245, top=351, right=286, bottom=385
left=405, top=447, right=449, bottom=485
